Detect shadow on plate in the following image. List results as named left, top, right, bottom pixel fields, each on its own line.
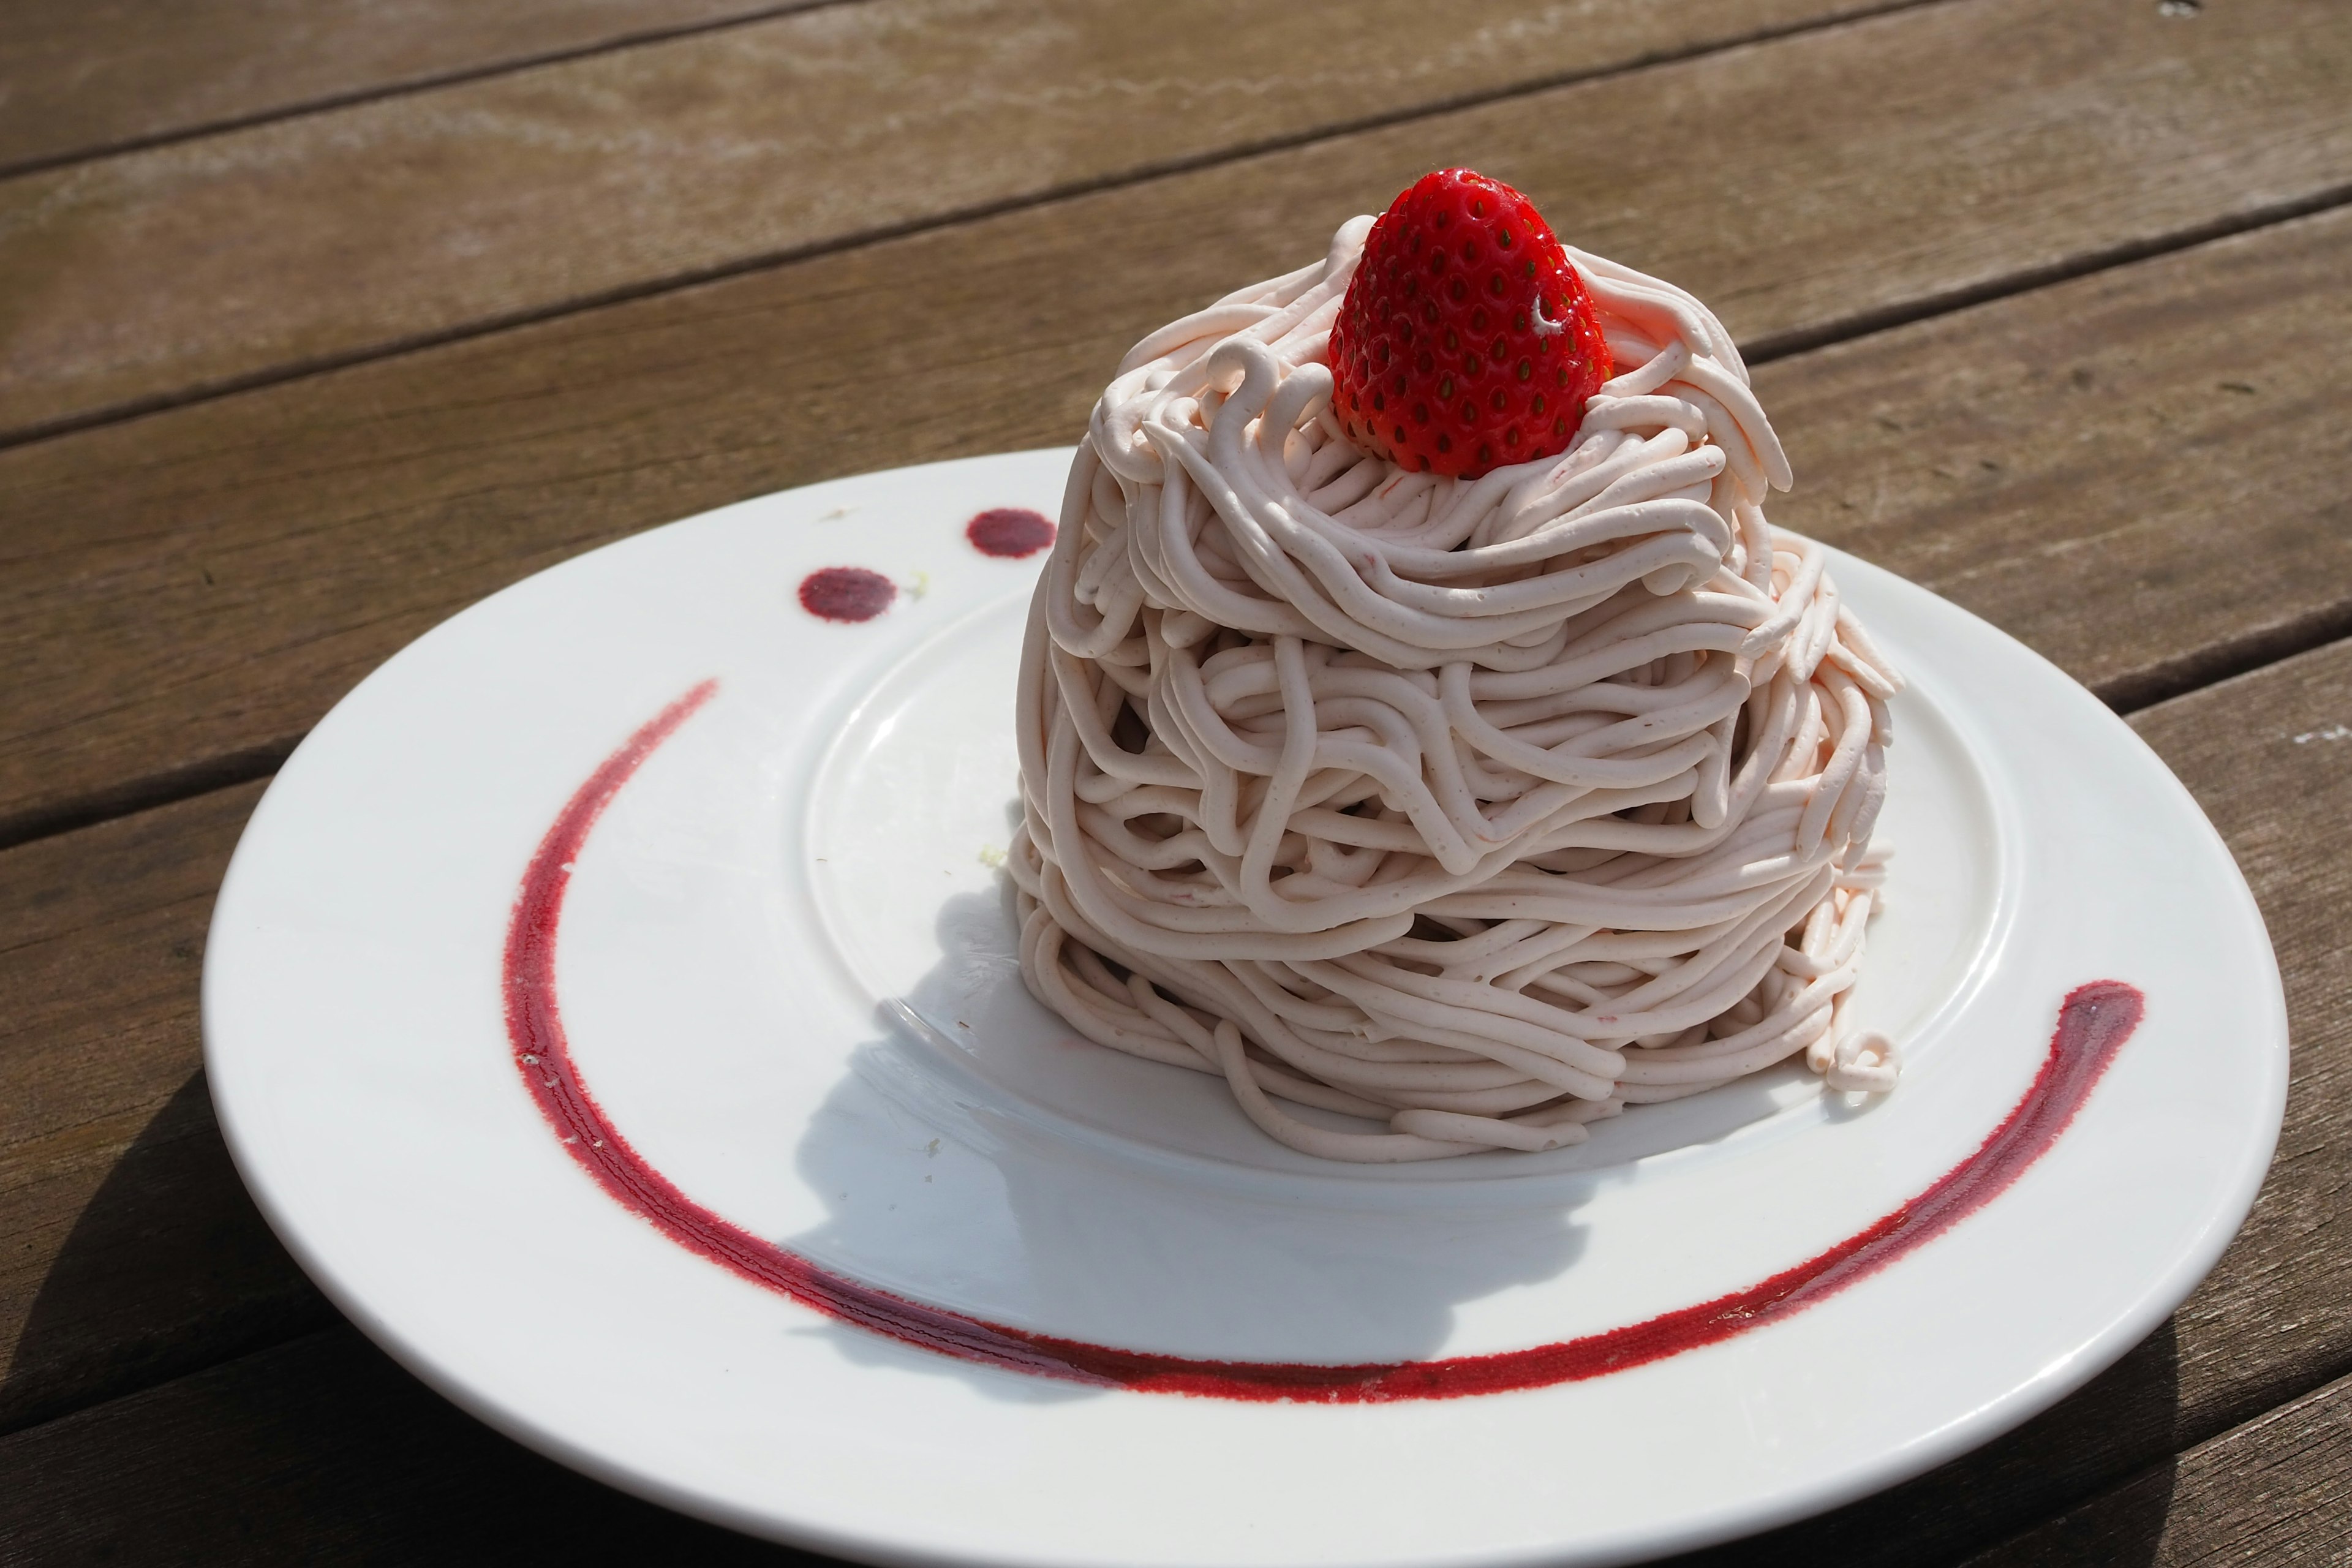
left=778, top=886, right=1674, bottom=1401
left=1, top=1043, right=2181, bottom=1563
left=1668, top=1319, right=2184, bottom=1567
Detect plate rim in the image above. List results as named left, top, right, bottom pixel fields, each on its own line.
left=201, top=447, right=2290, bottom=1568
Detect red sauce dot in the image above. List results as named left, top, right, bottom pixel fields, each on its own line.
left=967, top=507, right=1057, bottom=559
left=797, top=567, right=895, bottom=622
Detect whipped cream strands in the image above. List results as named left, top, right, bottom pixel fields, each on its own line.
left=1008, top=218, right=1902, bottom=1161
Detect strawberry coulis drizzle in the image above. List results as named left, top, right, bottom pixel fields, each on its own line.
left=795, top=506, right=1054, bottom=622
left=797, top=567, right=895, bottom=623
left=504, top=681, right=2146, bottom=1402
left=967, top=507, right=1057, bottom=559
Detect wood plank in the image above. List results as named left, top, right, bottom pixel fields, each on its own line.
left=13, top=0, right=2352, bottom=454
left=0, top=0, right=1911, bottom=443
left=1962, top=1372, right=2352, bottom=1567
left=0, top=0, right=805, bottom=177
left=0, top=781, right=330, bottom=1438
left=1767, top=205, right=2352, bottom=710
left=0, top=1330, right=810, bottom=1565
left=1, top=629, right=2345, bottom=1556
left=4, top=147, right=2348, bottom=853
left=1665, top=635, right=2352, bottom=1564
left=0, top=1072, right=334, bottom=1441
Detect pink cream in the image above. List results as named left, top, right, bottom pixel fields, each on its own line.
left=503, top=681, right=2146, bottom=1402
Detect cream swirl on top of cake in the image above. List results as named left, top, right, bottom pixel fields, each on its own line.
left=1008, top=176, right=1900, bottom=1163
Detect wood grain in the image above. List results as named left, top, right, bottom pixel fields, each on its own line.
left=0, top=0, right=807, bottom=176
left=0, top=0, right=1911, bottom=442
left=0, top=1329, right=811, bottom=1566
left=2126, top=631, right=2352, bottom=1428
left=1660, top=635, right=2352, bottom=1561
left=0, top=781, right=328, bottom=1438
left=1963, top=1372, right=2352, bottom=1567
left=4, top=175, right=2348, bottom=852
left=1768, top=205, right=2352, bottom=709
left=1, top=628, right=2345, bottom=1561
left=2, top=0, right=2342, bottom=1556
left=12, top=0, right=2352, bottom=449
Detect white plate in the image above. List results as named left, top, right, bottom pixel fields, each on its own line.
left=203, top=448, right=2286, bottom=1568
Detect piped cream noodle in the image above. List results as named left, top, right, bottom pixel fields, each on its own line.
left=1007, top=217, right=1902, bottom=1162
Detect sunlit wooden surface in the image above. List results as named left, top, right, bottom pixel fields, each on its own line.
left=2, top=2, right=2347, bottom=1561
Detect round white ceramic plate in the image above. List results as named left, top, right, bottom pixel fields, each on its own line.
left=204, top=448, right=2286, bottom=1568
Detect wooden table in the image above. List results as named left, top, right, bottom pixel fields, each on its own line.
left=4, top=1, right=2347, bottom=1561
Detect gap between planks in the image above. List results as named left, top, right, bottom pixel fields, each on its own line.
left=1956, top=1370, right=2352, bottom=1567
left=2, top=628, right=2348, bottom=1558
left=0, top=0, right=1942, bottom=190
left=0, top=0, right=2272, bottom=450
left=4, top=541, right=2340, bottom=865
left=6, top=192, right=2348, bottom=856
left=0, top=0, right=870, bottom=184
left=13, top=109, right=2342, bottom=470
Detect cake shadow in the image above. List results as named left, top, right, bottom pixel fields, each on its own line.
left=775, top=884, right=1814, bottom=1404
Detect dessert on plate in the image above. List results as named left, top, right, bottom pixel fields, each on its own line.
left=1007, top=169, right=1901, bottom=1161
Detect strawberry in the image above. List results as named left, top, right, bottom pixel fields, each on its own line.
left=1327, top=168, right=1612, bottom=480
